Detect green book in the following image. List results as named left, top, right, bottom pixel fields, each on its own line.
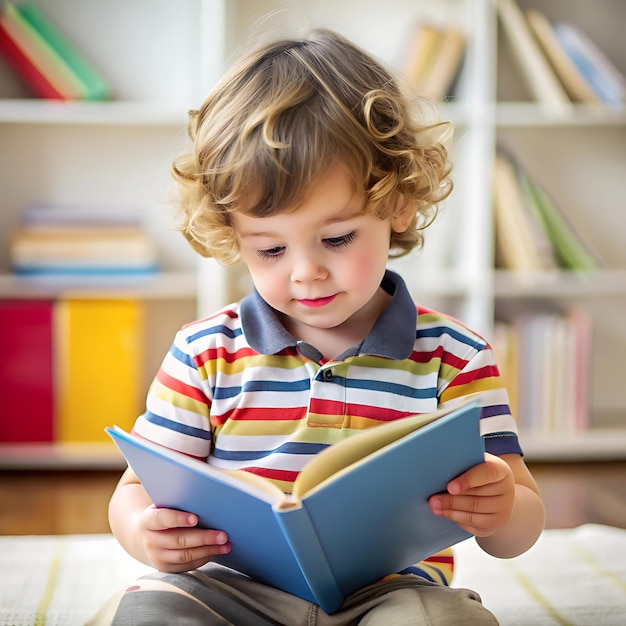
left=519, top=171, right=602, bottom=271
left=17, top=2, right=111, bottom=100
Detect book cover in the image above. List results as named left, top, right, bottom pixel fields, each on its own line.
left=17, top=2, right=111, bottom=100
left=0, top=3, right=86, bottom=99
left=496, top=0, right=571, bottom=111
left=56, top=298, right=145, bottom=443
left=0, top=299, right=54, bottom=443
left=107, top=400, right=485, bottom=614
left=525, top=10, right=601, bottom=104
left=553, top=22, right=625, bottom=106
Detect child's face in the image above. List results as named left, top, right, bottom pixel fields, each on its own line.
left=232, top=163, right=409, bottom=338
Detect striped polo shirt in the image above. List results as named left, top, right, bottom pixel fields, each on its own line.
left=132, top=269, right=521, bottom=587
left=133, top=270, right=522, bottom=491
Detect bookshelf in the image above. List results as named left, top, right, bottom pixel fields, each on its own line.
left=0, top=0, right=624, bottom=467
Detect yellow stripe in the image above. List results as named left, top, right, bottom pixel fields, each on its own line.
left=510, top=565, right=574, bottom=626
left=569, top=539, right=626, bottom=593
left=35, top=537, right=64, bottom=625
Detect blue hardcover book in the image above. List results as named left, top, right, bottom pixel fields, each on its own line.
left=106, top=399, right=485, bottom=614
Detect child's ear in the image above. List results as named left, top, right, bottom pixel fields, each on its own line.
left=390, top=200, right=414, bottom=233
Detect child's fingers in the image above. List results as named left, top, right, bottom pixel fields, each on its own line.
left=142, top=505, right=198, bottom=531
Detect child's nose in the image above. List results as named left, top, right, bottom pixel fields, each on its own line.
left=290, top=253, right=328, bottom=283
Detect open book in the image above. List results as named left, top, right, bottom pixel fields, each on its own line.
left=106, top=399, right=485, bottom=614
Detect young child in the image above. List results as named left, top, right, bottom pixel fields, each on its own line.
left=92, top=29, right=545, bottom=625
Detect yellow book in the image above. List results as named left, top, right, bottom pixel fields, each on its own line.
left=420, top=27, right=466, bottom=101
left=55, top=298, right=144, bottom=442
left=402, top=23, right=444, bottom=91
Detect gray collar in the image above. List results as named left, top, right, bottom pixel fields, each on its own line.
left=239, top=270, right=416, bottom=361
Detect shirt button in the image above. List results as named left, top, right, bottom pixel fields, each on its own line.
left=322, top=369, right=334, bottom=381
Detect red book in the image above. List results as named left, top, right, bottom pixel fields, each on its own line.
left=0, top=299, right=55, bottom=442
left=0, top=20, right=65, bottom=99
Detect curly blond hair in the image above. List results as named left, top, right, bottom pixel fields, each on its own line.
left=172, top=29, right=453, bottom=264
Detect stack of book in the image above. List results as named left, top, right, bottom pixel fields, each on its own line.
left=497, top=0, right=625, bottom=110
left=0, top=2, right=110, bottom=100
left=492, top=149, right=602, bottom=273
left=401, top=21, right=466, bottom=102
left=10, top=204, right=159, bottom=277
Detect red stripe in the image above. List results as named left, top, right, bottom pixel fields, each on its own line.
left=213, top=406, right=306, bottom=425
left=156, top=368, right=208, bottom=403
left=196, top=345, right=259, bottom=367
left=309, top=398, right=412, bottom=422
left=447, top=364, right=499, bottom=388
left=244, top=466, right=299, bottom=483
left=424, top=554, right=454, bottom=565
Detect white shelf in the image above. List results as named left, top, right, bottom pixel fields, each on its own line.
left=521, top=429, right=626, bottom=463
left=494, top=269, right=626, bottom=298
left=0, top=99, right=190, bottom=126
left=0, top=442, right=126, bottom=470
left=495, top=102, right=626, bottom=128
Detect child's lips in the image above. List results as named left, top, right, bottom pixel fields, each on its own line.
left=297, top=294, right=337, bottom=308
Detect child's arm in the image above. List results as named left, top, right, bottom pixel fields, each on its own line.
left=108, top=466, right=232, bottom=572
left=429, top=453, right=545, bottom=558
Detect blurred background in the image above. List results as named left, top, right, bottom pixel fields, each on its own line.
left=0, top=0, right=624, bottom=534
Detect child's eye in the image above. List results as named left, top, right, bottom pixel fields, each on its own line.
left=323, top=231, right=357, bottom=249
left=257, top=246, right=285, bottom=260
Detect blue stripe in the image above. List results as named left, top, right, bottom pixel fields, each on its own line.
left=484, top=432, right=523, bottom=456
left=214, top=378, right=310, bottom=400
left=169, top=342, right=196, bottom=368
left=417, top=326, right=485, bottom=351
left=346, top=377, right=436, bottom=399
left=213, top=441, right=329, bottom=461
left=186, top=324, right=242, bottom=343
left=142, top=411, right=212, bottom=440
left=481, top=404, right=511, bottom=419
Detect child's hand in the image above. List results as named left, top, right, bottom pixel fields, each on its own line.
left=137, top=504, right=231, bottom=573
left=428, top=453, right=516, bottom=537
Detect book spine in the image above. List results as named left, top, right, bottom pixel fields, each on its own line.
left=497, top=0, right=571, bottom=111
left=553, top=23, right=625, bottom=105
left=274, top=505, right=344, bottom=614
left=0, top=19, right=65, bottom=99
left=55, top=298, right=145, bottom=442
left=1, top=2, right=87, bottom=99
left=0, top=299, right=55, bottom=442
left=17, top=3, right=111, bottom=100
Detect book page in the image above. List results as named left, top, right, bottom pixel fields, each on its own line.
left=291, top=405, right=461, bottom=500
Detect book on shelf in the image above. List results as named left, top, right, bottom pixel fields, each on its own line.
left=525, top=10, right=601, bottom=105
left=552, top=22, right=625, bottom=106
left=56, top=298, right=145, bottom=443
left=107, top=399, right=486, bottom=614
left=10, top=203, right=159, bottom=276
left=517, top=168, right=603, bottom=272
left=401, top=22, right=466, bottom=102
left=498, top=310, right=592, bottom=435
left=0, top=2, right=110, bottom=100
left=0, top=299, right=54, bottom=443
left=496, top=0, right=571, bottom=111
left=493, top=149, right=603, bottom=273
left=492, top=150, right=558, bottom=273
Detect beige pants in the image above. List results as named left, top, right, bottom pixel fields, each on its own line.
left=88, top=563, right=498, bottom=626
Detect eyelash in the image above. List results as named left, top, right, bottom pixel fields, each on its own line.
left=256, top=231, right=358, bottom=260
